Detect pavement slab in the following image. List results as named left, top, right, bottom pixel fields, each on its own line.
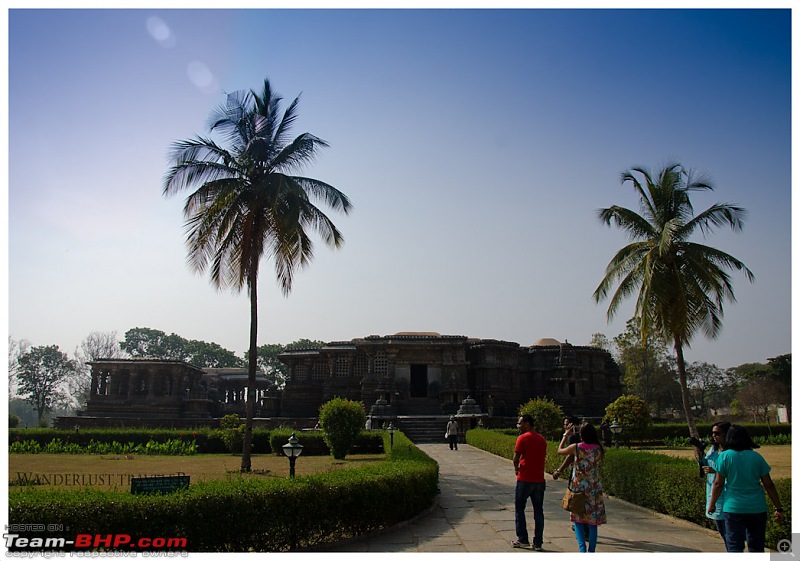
left=323, top=443, right=726, bottom=553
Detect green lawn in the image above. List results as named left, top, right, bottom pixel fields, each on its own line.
left=640, top=445, right=791, bottom=479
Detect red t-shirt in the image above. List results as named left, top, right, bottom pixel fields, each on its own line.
left=515, top=430, right=546, bottom=482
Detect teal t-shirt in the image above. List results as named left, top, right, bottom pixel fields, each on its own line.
left=715, top=449, right=771, bottom=514
left=702, top=448, right=725, bottom=520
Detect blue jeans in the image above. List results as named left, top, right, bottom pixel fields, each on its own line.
left=713, top=519, right=726, bottom=544
left=515, top=480, right=545, bottom=547
left=723, top=511, right=767, bottom=552
left=574, top=523, right=598, bottom=552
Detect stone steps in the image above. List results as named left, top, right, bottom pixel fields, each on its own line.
left=396, top=416, right=451, bottom=444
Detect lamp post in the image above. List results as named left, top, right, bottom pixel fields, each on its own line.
left=610, top=420, right=622, bottom=448
left=387, top=422, right=397, bottom=449
left=281, top=433, right=304, bottom=478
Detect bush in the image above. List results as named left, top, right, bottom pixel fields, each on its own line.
left=8, top=430, right=438, bottom=552
left=465, top=428, right=563, bottom=474
left=9, top=438, right=196, bottom=455
left=466, top=427, right=792, bottom=551
left=9, top=428, right=272, bottom=455
left=268, top=429, right=383, bottom=457
left=518, top=397, right=563, bottom=440
left=9, top=414, right=20, bottom=428
left=604, top=395, right=652, bottom=440
left=624, top=422, right=791, bottom=444
left=318, top=398, right=366, bottom=460
left=219, top=414, right=244, bottom=453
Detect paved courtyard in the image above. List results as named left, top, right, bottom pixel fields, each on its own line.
left=325, top=443, right=726, bottom=553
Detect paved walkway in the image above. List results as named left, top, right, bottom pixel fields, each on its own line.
left=325, top=443, right=726, bottom=553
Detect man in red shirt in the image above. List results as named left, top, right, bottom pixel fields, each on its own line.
left=512, top=414, right=547, bottom=551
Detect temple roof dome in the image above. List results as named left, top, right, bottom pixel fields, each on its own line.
left=532, top=337, right=561, bottom=346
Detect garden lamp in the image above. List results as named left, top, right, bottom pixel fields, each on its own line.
left=610, top=420, right=622, bottom=448
left=281, top=433, right=304, bottom=478
left=387, top=422, right=397, bottom=449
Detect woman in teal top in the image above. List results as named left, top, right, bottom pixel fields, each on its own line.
left=696, top=421, right=730, bottom=542
left=708, top=425, right=785, bottom=552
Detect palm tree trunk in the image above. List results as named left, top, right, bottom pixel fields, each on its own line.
left=675, top=342, right=699, bottom=439
left=240, top=270, right=258, bottom=472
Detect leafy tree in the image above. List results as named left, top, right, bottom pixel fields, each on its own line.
left=734, top=377, right=787, bottom=426
left=767, top=354, right=791, bottom=387
left=594, top=163, right=754, bottom=438
left=9, top=413, right=20, bottom=428
left=686, top=361, right=729, bottom=417
left=285, top=339, right=326, bottom=350
left=255, top=344, right=289, bottom=387
left=255, top=339, right=326, bottom=387
left=613, top=318, right=680, bottom=416
left=767, top=354, right=791, bottom=420
left=219, top=414, right=245, bottom=453
left=318, top=397, right=366, bottom=460
left=121, top=327, right=179, bottom=359
left=121, top=327, right=243, bottom=368
left=16, top=345, right=77, bottom=424
left=727, top=361, right=770, bottom=381
left=8, top=336, right=31, bottom=396
left=163, top=78, right=352, bottom=471
left=185, top=340, right=245, bottom=368
left=588, top=333, right=612, bottom=352
left=604, top=394, right=652, bottom=440
left=518, top=397, right=563, bottom=439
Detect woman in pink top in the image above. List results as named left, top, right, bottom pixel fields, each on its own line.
left=557, top=422, right=607, bottom=552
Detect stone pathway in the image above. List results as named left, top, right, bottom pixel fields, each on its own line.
left=324, top=443, right=726, bottom=553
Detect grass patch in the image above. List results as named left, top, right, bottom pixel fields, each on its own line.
left=9, top=453, right=385, bottom=491
left=637, top=445, right=791, bottom=479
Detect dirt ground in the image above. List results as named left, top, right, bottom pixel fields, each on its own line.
left=643, top=445, right=792, bottom=479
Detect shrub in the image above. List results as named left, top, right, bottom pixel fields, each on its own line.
left=8, top=428, right=270, bottom=455
left=8, top=429, right=438, bottom=552
left=9, top=414, right=20, bottom=428
left=219, top=414, right=244, bottom=454
left=518, top=397, right=563, bottom=439
left=465, top=428, right=563, bottom=473
left=10, top=438, right=197, bottom=456
left=318, top=398, right=366, bottom=460
left=604, top=395, right=652, bottom=440
left=466, top=427, right=792, bottom=551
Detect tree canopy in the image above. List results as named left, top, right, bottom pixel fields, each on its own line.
left=594, top=163, right=754, bottom=437
left=15, top=345, right=77, bottom=424
left=162, top=77, right=351, bottom=471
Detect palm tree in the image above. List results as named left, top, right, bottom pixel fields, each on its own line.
left=593, top=163, right=753, bottom=438
left=163, top=78, right=352, bottom=470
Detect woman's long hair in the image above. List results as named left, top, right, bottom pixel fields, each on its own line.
left=579, top=422, right=604, bottom=457
left=725, top=424, right=759, bottom=451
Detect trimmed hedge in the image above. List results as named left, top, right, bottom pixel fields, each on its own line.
left=466, top=428, right=563, bottom=473
left=629, top=422, right=791, bottom=443
left=268, top=429, right=384, bottom=457
left=8, top=431, right=438, bottom=552
left=9, top=428, right=272, bottom=455
left=466, top=428, right=792, bottom=551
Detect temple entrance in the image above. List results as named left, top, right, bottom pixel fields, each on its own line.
left=410, top=364, right=428, bottom=398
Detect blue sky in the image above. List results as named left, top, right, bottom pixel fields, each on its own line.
left=6, top=8, right=792, bottom=370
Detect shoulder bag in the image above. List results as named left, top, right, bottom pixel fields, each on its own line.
left=561, top=447, right=586, bottom=514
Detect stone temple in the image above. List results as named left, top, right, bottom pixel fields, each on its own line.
left=65, top=333, right=622, bottom=430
